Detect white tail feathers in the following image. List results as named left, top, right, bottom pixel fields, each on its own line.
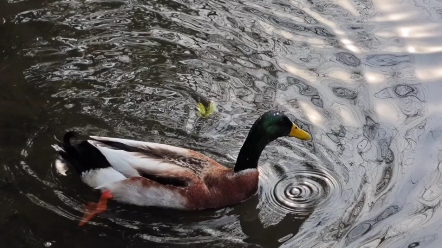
left=55, top=159, right=69, bottom=176
left=51, top=144, right=65, bottom=152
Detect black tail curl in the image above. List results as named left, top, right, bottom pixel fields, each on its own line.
left=56, top=131, right=111, bottom=174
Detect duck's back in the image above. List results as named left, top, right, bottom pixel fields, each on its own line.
left=82, top=135, right=227, bottom=181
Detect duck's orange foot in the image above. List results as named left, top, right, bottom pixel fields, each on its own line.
left=79, top=190, right=113, bottom=226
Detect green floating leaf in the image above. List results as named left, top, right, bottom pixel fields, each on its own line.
left=196, top=102, right=206, bottom=117
left=196, top=101, right=215, bottom=118
left=206, top=101, right=215, bottom=116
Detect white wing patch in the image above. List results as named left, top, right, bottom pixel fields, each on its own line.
left=81, top=167, right=127, bottom=189
left=90, top=136, right=190, bottom=155
left=87, top=140, right=189, bottom=177
left=102, top=178, right=187, bottom=209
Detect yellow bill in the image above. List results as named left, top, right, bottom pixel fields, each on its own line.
left=289, top=124, right=311, bottom=140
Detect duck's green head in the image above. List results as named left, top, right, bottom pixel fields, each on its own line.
left=234, top=110, right=311, bottom=172
left=251, top=110, right=311, bottom=141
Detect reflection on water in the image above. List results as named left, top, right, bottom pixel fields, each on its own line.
left=2, top=0, right=442, bottom=247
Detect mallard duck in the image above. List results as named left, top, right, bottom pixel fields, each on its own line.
left=53, top=110, right=311, bottom=225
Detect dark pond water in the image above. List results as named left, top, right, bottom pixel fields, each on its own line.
left=2, top=0, right=442, bottom=247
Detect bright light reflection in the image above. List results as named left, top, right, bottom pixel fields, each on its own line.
left=346, top=44, right=360, bottom=53
left=334, top=105, right=359, bottom=127
left=401, top=28, right=409, bottom=37
left=365, top=71, right=384, bottom=84
left=416, top=66, right=442, bottom=81
left=341, top=39, right=352, bottom=45
left=375, top=102, right=400, bottom=123
left=299, top=101, right=324, bottom=127
left=328, top=69, right=353, bottom=82
left=279, top=62, right=318, bottom=84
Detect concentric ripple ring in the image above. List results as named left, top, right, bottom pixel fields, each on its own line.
left=271, top=169, right=340, bottom=215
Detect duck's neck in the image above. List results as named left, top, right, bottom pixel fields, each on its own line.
left=234, top=134, right=276, bottom=172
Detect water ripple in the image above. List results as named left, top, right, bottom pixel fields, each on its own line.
left=5, top=0, right=442, bottom=247
left=271, top=170, right=339, bottom=214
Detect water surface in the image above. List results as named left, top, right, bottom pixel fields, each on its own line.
left=2, top=0, right=442, bottom=247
